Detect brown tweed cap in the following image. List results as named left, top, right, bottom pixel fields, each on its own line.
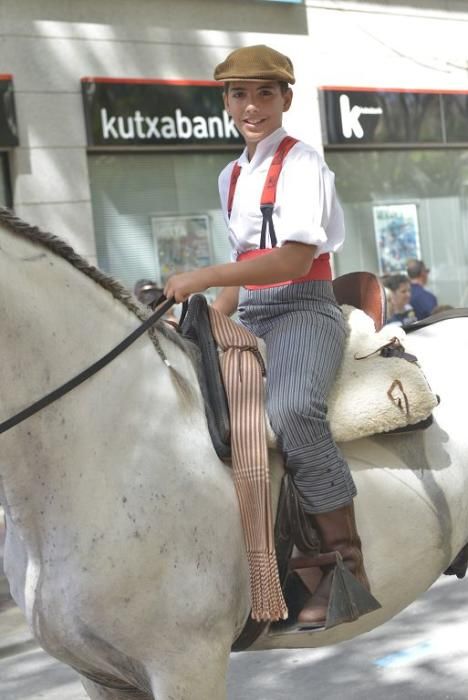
left=214, top=45, right=295, bottom=85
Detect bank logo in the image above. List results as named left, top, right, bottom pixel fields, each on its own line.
left=100, top=107, right=239, bottom=141
left=339, top=94, right=383, bottom=138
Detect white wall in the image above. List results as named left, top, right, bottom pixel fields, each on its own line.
left=0, top=0, right=311, bottom=262
left=1, top=0, right=468, bottom=262
left=305, top=1, right=468, bottom=92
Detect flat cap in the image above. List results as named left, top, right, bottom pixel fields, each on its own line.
left=214, top=44, right=295, bottom=85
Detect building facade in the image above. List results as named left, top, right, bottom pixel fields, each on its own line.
left=1, top=0, right=468, bottom=306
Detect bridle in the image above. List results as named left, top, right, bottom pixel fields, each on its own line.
left=0, top=296, right=176, bottom=436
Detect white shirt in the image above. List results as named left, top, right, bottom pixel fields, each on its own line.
left=218, top=127, right=345, bottom=261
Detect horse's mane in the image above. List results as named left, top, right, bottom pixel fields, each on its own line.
left=0, top=206, right=189, bottom=355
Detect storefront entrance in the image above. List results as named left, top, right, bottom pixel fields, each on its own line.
left=83, top=77, right=242, bottom=297
left=328, top=148, right=468, bottom=308
left=321, top=86, right=468, bottom=308
left=88, top=150, right=235, bottom=298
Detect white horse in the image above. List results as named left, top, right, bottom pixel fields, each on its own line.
left=1, top=208, right=468, bottom=699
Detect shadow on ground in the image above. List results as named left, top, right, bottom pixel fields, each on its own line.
left=228, top=575, right=468, bottom=700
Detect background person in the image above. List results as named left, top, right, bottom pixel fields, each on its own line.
left=134, top=278, right=161, bottom=307
left=384, top=273, right=416, bottom=326
left=134, top=279, right=178, bottom=325
left=406, top=259, right=438, bottom=320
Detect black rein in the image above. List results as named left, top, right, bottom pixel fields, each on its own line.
left=0, top=297, right=176, bottom=436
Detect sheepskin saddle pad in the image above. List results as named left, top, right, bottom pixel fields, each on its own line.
left=260, top=304, right=439, bottom=445
left=181, top=294, right=438, bottom=454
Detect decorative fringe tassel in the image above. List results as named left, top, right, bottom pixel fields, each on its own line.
left=208, top=306, right=289, bottom=623
left=247, top=551, right=288, bottom=621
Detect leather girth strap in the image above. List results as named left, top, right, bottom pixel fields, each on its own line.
left=208, top=306, right=288, bottom=622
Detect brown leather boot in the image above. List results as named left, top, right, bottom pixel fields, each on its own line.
left=296, top=501, right=371, bottom=627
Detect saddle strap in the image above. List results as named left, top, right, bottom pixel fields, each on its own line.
left=208, top=307, right=288, bottom=622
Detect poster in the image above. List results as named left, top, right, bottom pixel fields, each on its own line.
left=151, top=214, right=212, bottom=286
left=372, top=203, right=421, bottom=275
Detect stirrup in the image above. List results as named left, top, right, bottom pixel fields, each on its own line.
left=290, top=552, right=382, bottom=631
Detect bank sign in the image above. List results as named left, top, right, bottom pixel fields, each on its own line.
left=320, top=87, right=468, bottom=146
left=81, top=78, right=242, bottom=147
left=0, top=75, right=19, bottom=147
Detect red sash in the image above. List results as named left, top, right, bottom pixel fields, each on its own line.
left=237, top=249, right=332, bottom=290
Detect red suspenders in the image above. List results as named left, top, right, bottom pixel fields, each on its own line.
left=227, top=135, right=332, bottom=288
left=227, top=163, right=242, bottom=219
left=228, top=161, right=241, bottom=219
left=227, top=136, right=298, bottom=249
left=260, top=137, right=299, bottom=206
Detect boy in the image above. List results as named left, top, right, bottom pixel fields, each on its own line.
left=164, top=44, right=371, bottom=627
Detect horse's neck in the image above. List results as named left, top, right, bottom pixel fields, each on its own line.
left=0, top=232, right=248, bottom=633
left=0, top=233, right=202, bottom=532
left=1, top=236, right=133, bottom=398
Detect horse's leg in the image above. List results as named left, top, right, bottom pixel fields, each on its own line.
left=148, top=642, right=230, bottom=700
left=82, top=668, right=228, bottom=700
left=80, top=677, right=153, bottom=700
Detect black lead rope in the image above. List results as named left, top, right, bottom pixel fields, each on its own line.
left=0, top=297, right=176, bottom=435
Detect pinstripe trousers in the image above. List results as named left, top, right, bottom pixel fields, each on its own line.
left=238, top=280, right=357, bottom=514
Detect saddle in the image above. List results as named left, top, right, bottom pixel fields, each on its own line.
left=333, top=270, right=387, bottom=332
left=180, top=271, right=435, bottom=460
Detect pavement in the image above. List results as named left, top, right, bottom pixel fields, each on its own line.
left=229, top=575, right=468, bottom=700
left=2, top=508, right=468, bottom=699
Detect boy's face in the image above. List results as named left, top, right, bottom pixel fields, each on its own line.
left=223, top=81, right=292, bottom=155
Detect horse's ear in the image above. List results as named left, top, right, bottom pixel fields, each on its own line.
left=333, top=272, right=387, bottom=331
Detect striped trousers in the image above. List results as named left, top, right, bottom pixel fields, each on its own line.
left=238, top=280, right=357, bottom=514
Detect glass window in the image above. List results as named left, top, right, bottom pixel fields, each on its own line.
left=327, top=149, right=468, bottom=308
left=88, top=151, right=235, bottom=301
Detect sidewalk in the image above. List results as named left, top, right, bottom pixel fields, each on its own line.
left=1, top=507, right=86, bottom=699
left=0, top=605, right=86, bottom=700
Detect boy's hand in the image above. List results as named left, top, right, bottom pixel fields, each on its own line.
left=164, top=269, right=210, bottom=303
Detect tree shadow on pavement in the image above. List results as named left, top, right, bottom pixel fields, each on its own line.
left=228, top=575, right=468, bottom=700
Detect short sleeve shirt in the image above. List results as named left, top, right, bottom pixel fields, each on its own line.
left=218, top=127, right=345, bottom=261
